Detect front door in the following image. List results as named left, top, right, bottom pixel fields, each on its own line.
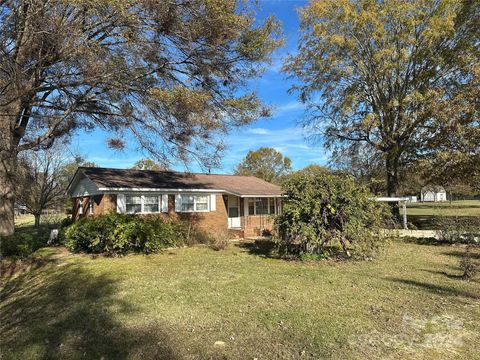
left=227, top=195, right=241, bottom=228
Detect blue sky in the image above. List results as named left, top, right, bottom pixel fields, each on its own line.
left=71, top=0, right=327, bottom=173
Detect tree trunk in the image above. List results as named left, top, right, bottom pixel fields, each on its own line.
left=386, top=156, right=400, bottom=220
left=34, top=213, right=41, bottom=227
left=0, top=103, right=21, bottom=236
left=0, top=156, right=15, bottom=236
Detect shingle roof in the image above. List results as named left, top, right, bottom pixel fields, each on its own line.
left=78, top=167, right=283, bottom=196
left=421, top=185, right=446, bottom=193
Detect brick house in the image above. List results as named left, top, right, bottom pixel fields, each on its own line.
left=67, top=167, right=283, bottom=238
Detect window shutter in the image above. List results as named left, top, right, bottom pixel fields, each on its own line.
left=210, top=194, right=216, bottom=211
left=175, top=194, right=182, bottom=212
left=161, top=195, right=168, bottom=212
left=117, top=194, right=126, bottom=213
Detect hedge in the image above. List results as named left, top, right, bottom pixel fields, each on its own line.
left=61, top=213, right=211, bottom=255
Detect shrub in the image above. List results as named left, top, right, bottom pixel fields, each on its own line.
left=0, top=227, right=50, bottom=258
left=459, top=245, right=478, bottom=279
left=275, top=169, right=388, bottom=259
left=208, top=229, right=230, bottom=251
left=61, top=213, right=208, bottom=255
left=437, top=216, right=480, bottom=244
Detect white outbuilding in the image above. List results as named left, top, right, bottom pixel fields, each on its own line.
left=420, top=185, right=447, bottom=202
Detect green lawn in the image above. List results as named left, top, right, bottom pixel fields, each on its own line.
left=404, top=200, right=480, bottom=217
left=402, top=200, right=480, bottom=229
left=15, top=213, right=65, bottom=228
left=1, top=240, right=479, bottom=359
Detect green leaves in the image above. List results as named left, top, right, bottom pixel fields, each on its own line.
left=235, top=147, right=292, bottom=184
left=284, top=0, right=479, bottom=195
left=1, top=0, right=283, bottom=167
left=276, top=167, right=387, bottom=259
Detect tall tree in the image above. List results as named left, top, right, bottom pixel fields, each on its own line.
left=132, top=159, right=168, bottom=171
left=16, top=145, right=68, bottom=227
left=332, top=145, right=386, bottom=195
left=0, top=0, right=282, bottom=234
left=235, top=147, right=292, bottom=183
left=284, top=0, right=479, bottom=203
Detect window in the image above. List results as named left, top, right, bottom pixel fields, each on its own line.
left=247, top=197, right=278, bottom=215
left=195, top=195, right=209, bottom=211
left=255, top=198, right=269, bottom=215
left=126, top=195, right=142, bottom=214
left=180, top=194, right=210, bottom=212
left=270, top=198, right=275, bottom=215
left=144, top=195, right=159, bottom=213
left=248, top=198, right=255, bottom=215
left=78, top=198, right=83, bottom=215
left=122, top=194, right=167, bottom=214
left=88, top=199, right=94, bottom=215
left=181, top=195, right=195, bottom=212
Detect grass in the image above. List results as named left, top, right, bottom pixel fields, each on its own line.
left=401, top=200, right=480, bottom=230
left=404, top=200, right=480, bottom=217
left=1, top=240, right=479, bottom=359
left=15, top=213, right=66, bottom=228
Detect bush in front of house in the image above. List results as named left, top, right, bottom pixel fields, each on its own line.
left=0, top=227, right=50, bottom=258
left=61, top=213, right=211, bottom=254
left=275, top=169, right=388, bottom=260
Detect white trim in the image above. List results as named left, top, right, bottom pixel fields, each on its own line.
left=100, top=187, right=225, bottom=193
left=97, top=187, right=283, bottom=198
left=239, top=194, right=283, bottom=198
left=123, top=194, right=169, bottom=214
left=117, top=194, right=126, bottom=213
left=227, top=195, right=241, bottom=229
left=161, top=195, right=168, bottom=212
left=375, top=197, right=409, bottom=202
left=177, top=194, right=210, bottom=213
left=244, top=196, right=278, bottom=216
left=210, top=194, right=216, bottom=212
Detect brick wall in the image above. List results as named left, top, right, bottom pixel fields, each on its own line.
left=71, top=192, right=277, bottom=238
left=243, top=215, right=275, bottom=237
left=72, top=194, right=117, bottom=220
left=173, top=193, right=228, bottom=234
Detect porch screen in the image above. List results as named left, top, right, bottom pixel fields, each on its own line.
left=255, top=198, right=269, bottom=215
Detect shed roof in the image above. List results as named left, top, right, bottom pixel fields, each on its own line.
left=71, top=167, right=283, bottom=197
left=421, top=185, right=446, bottom=193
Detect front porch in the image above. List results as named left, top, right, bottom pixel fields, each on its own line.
left=224, top=194, right=282, bottom=238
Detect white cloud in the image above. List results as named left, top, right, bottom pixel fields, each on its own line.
left=247, top=127, right=271, bottom=135
left=274, top=101, right=306, bottom=116
left=220, top=125, right=328, bottom=171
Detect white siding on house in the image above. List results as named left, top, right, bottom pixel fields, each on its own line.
left=70, top=177, right=100, bottom=197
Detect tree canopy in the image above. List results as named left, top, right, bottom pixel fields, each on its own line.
left=0, top=0, right=282, bottom=235
left=235, top=147, right=292, bottom=183
left=284, top=0, right=479, bottom=198
left=132, top=159, right=168, bottom=171
left=16, top=145, right=69, bottom=226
